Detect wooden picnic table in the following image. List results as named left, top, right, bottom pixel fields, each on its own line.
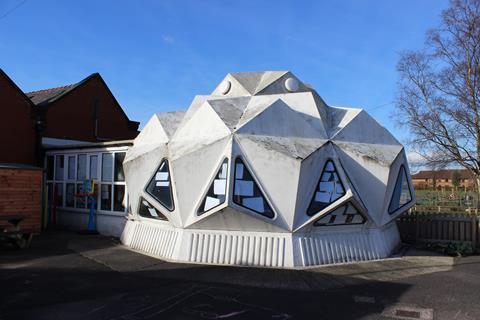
left=0, top=214, right=34, bottom=249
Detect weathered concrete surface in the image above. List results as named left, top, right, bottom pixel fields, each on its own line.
left=122, top=71, right=416, bottom=269
left=1, top=232, right=479, bottom=320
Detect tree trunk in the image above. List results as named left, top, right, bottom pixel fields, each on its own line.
left=476, top=177, right=480, bottom=209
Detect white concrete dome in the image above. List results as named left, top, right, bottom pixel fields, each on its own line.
left=121, top=71, right=415, bottom=268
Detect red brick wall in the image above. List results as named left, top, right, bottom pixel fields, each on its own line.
left=0, top=168, right=42, bottom=233
left=0, top=74, right=37, bottom=165
left=43, top=76, right=138, bottom=142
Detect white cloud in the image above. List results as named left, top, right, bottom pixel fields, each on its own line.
left=161, top=35, right=174, bottom=44
left=407, top=151, right=425, bottom=165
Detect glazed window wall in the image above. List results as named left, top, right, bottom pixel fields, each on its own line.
left=45, top=150, right=128, bottom=214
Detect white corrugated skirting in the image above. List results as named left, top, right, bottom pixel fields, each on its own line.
left=296, top=222, right=400, bottom=266
left=187, top=233, right=287, bottom=267
left=121, top=220, right=400, bottom=268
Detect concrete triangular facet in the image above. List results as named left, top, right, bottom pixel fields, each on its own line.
left=253, top=71, right=289, bottom=94
left=230, top=72, right=266, bottom=95
left=207, top=96, right=251, bottom=131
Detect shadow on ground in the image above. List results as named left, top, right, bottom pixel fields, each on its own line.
left=1, top=231, right=478, bottom=320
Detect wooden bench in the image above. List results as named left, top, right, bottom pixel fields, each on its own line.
left=0, top=215, right=34, bottom=249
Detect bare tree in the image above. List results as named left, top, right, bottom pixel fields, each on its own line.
left=396, top=0, right=480, bottom=199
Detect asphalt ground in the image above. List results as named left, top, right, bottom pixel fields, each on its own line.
left=1, top=231, right=479, bottom=320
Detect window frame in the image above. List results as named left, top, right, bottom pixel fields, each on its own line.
left=44, top=148, right=129, bottom=216
left=196, top=157, right=229, bottom=216
left=232, top=156, right=275, bottom=219
left=388, top=164, right=413, bottom=215
left=306, top=158, right=346, bottom=217
left=144, top=158, right=175, bottom=212
left=137, top=196, right=169, bottom=221
left=313, top=201, right=367, bottom=227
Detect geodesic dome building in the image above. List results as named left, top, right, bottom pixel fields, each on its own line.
left=121, top=71, right=415, bottom=268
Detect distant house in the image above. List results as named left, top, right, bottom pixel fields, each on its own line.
left=0, top=69, right=37, bottom=165
left=411, top=169, right=476, bottom=189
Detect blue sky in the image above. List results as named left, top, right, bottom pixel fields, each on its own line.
left=1, top=0, right=448, bottom=150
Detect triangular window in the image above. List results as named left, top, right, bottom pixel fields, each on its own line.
left=138, top=197, right=168, bottom=220
left=307, top=160, right=346, bottom=216
left=145, top=159, right=174, bottom=211
left=314, top=202, right=366, bottom=226
left=233, top=158, right=274, bottom=218
left=197, top=158, right=228, bottom=216
left=388, top=165, right=412, bottom=214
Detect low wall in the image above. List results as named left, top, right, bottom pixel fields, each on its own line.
left=0, top=165, right=42, bottom=232
left=56, top=209, right=127, bottom=237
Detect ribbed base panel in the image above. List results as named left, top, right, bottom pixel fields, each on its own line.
left=121, top=221, right=179, bottom=260
left=121, top=220, right=400, bottom=268
left=298, top=222, right=400, bottom=266
left=187, top=232, right=287, bottom=267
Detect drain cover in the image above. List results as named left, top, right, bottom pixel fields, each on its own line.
left=382, top=304, right=433, bottom=320
left=396, top=309, right=421, bottom=318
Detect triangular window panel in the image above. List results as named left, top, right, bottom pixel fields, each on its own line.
left=307, top=160, right=346, bottom=216
left=314, top=202, right=366, bottom=226
left=233, top=158, right=274, bottom=218
left=388, top=165, right=412, bottom=214
left=138, top=197, right=168, bottom=221
left=145, top=159, right=174, bottom=211
left=197, top=158, right=229, bottom=216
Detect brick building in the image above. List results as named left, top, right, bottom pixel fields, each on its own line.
left=0, top=69, right=139, bottom=166
left=27, top=73, right=139, bottom=147
left=411, top=169, right=476, bottom=189
left=0, top=69, right=140, bottom=233
left=0, top=69, right=37, bottom=165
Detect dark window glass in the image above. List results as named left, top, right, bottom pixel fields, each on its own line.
left=68, top=156, right=76, bottom=180
left=388, top=165, right=412, bottom=214
left=77, top=154, right=87, bottom=181
left=101, top=184, right=112, bottom=211
left=46, top=156, right=54, bottom=180
left=102, top=153, right=113, bottom=182
left=307, top=160, right=345, bottom=216
left=113, top=185, right=125, bottom=212
left=233, top=158, right=274, bottom=218
left=89, top=155, right=98, bottom=180
left=114, top=152, right=126, bottom=182
left=46, top=182, right=54, bottom=206
left=75, top=183, right=86, bottom=209
left=55, top=155, right=64, bottom=181
left=146, top=159, right=174, bottom=211
left=314, top=202, right=366, bottom=226
left=197, top=158, right=228, bottom=215
left=66, top=183, right=75, bottom=207
left=138, top=197, right=167, bottom=220
left=92, top=183, right=98, bottom=210
left=55, top=183, right=64, bottom=206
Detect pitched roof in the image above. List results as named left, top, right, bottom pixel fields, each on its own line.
left=25, top=73, right=99, bottom=107
left=24, top=73, right=139, bottom=130
left=412, top=169, right=474, bottom=180
left=26, top=84, right=75, bottom=105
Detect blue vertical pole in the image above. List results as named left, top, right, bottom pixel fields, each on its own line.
left=87, top=195, right=96, bottom=232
